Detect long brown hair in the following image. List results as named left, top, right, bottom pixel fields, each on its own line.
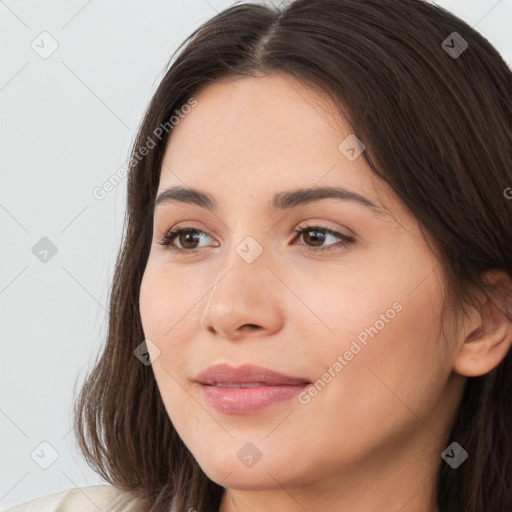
left=73, top=1, right=512, bottom=510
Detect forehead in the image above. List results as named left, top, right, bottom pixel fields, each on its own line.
left=167, top=73, right=343, bottom=149
left=157, top=73, right=396, bottom=219
left=167, top=75, right=347, bottom=168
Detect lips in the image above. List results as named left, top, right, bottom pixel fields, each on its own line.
left=194, top=363, right=310, bottom=387
left=194, top=364, right=311, bottom=414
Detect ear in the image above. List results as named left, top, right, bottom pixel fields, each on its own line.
left=453, top=270, right=512, bottom=377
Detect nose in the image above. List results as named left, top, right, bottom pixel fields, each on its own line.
left=199, top=245, right=285, bottom=341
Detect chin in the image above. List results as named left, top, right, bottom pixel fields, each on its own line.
left=200, top=459, right=286, bottom=490
left=191, top=439, right=314, bottom=491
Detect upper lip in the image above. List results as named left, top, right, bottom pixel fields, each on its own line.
left=194, top=364, right=310, bottom=386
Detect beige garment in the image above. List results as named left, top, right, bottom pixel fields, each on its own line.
left=7, top=485, right=141, bottom=512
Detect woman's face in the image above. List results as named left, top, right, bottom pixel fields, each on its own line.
left=139, top=73, right=464, bottom=502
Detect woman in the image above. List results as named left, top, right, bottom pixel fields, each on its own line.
left=10, top=0, right=512, bottom=511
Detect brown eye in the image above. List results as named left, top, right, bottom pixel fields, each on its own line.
left=300, top=228, right=326, bottom=247
left=158, top=224, right=354, bottom=255
left=159, top=227, right=212, bottom=252
left=294, top=225, right=354, bottom=252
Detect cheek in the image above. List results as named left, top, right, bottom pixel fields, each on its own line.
left=139, top=268, right=199, bottom=426
left=139, top=263, right=202, bottom=395
left=314, top=269, right=449, bottom=435
left=139, top=263, right=195, bottom=344
left=139, top=271, right=163, bottom=345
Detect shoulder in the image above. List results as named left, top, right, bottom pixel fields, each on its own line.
left=7, top=484, right=137, bottom=512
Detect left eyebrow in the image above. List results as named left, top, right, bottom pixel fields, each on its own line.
left=154, top=185, right=384, bottom=214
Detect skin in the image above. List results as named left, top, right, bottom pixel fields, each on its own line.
left=138, top=72, right=512, bottom=512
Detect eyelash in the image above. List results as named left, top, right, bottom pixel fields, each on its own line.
left=157, top=223, right=354, bottom=254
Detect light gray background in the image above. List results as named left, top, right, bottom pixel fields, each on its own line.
left=1, top=0, right=511, bottom=509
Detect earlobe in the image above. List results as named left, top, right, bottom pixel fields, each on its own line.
left=453, top=272, right=512, bottom=378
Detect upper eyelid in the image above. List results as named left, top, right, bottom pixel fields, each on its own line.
left=159, top=221, right=350, bottom=237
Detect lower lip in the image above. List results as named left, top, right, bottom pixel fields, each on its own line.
left=199, top=383, right=309, bottom=414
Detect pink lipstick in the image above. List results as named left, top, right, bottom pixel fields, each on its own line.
left=194, top=363, right=310, bottom=414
